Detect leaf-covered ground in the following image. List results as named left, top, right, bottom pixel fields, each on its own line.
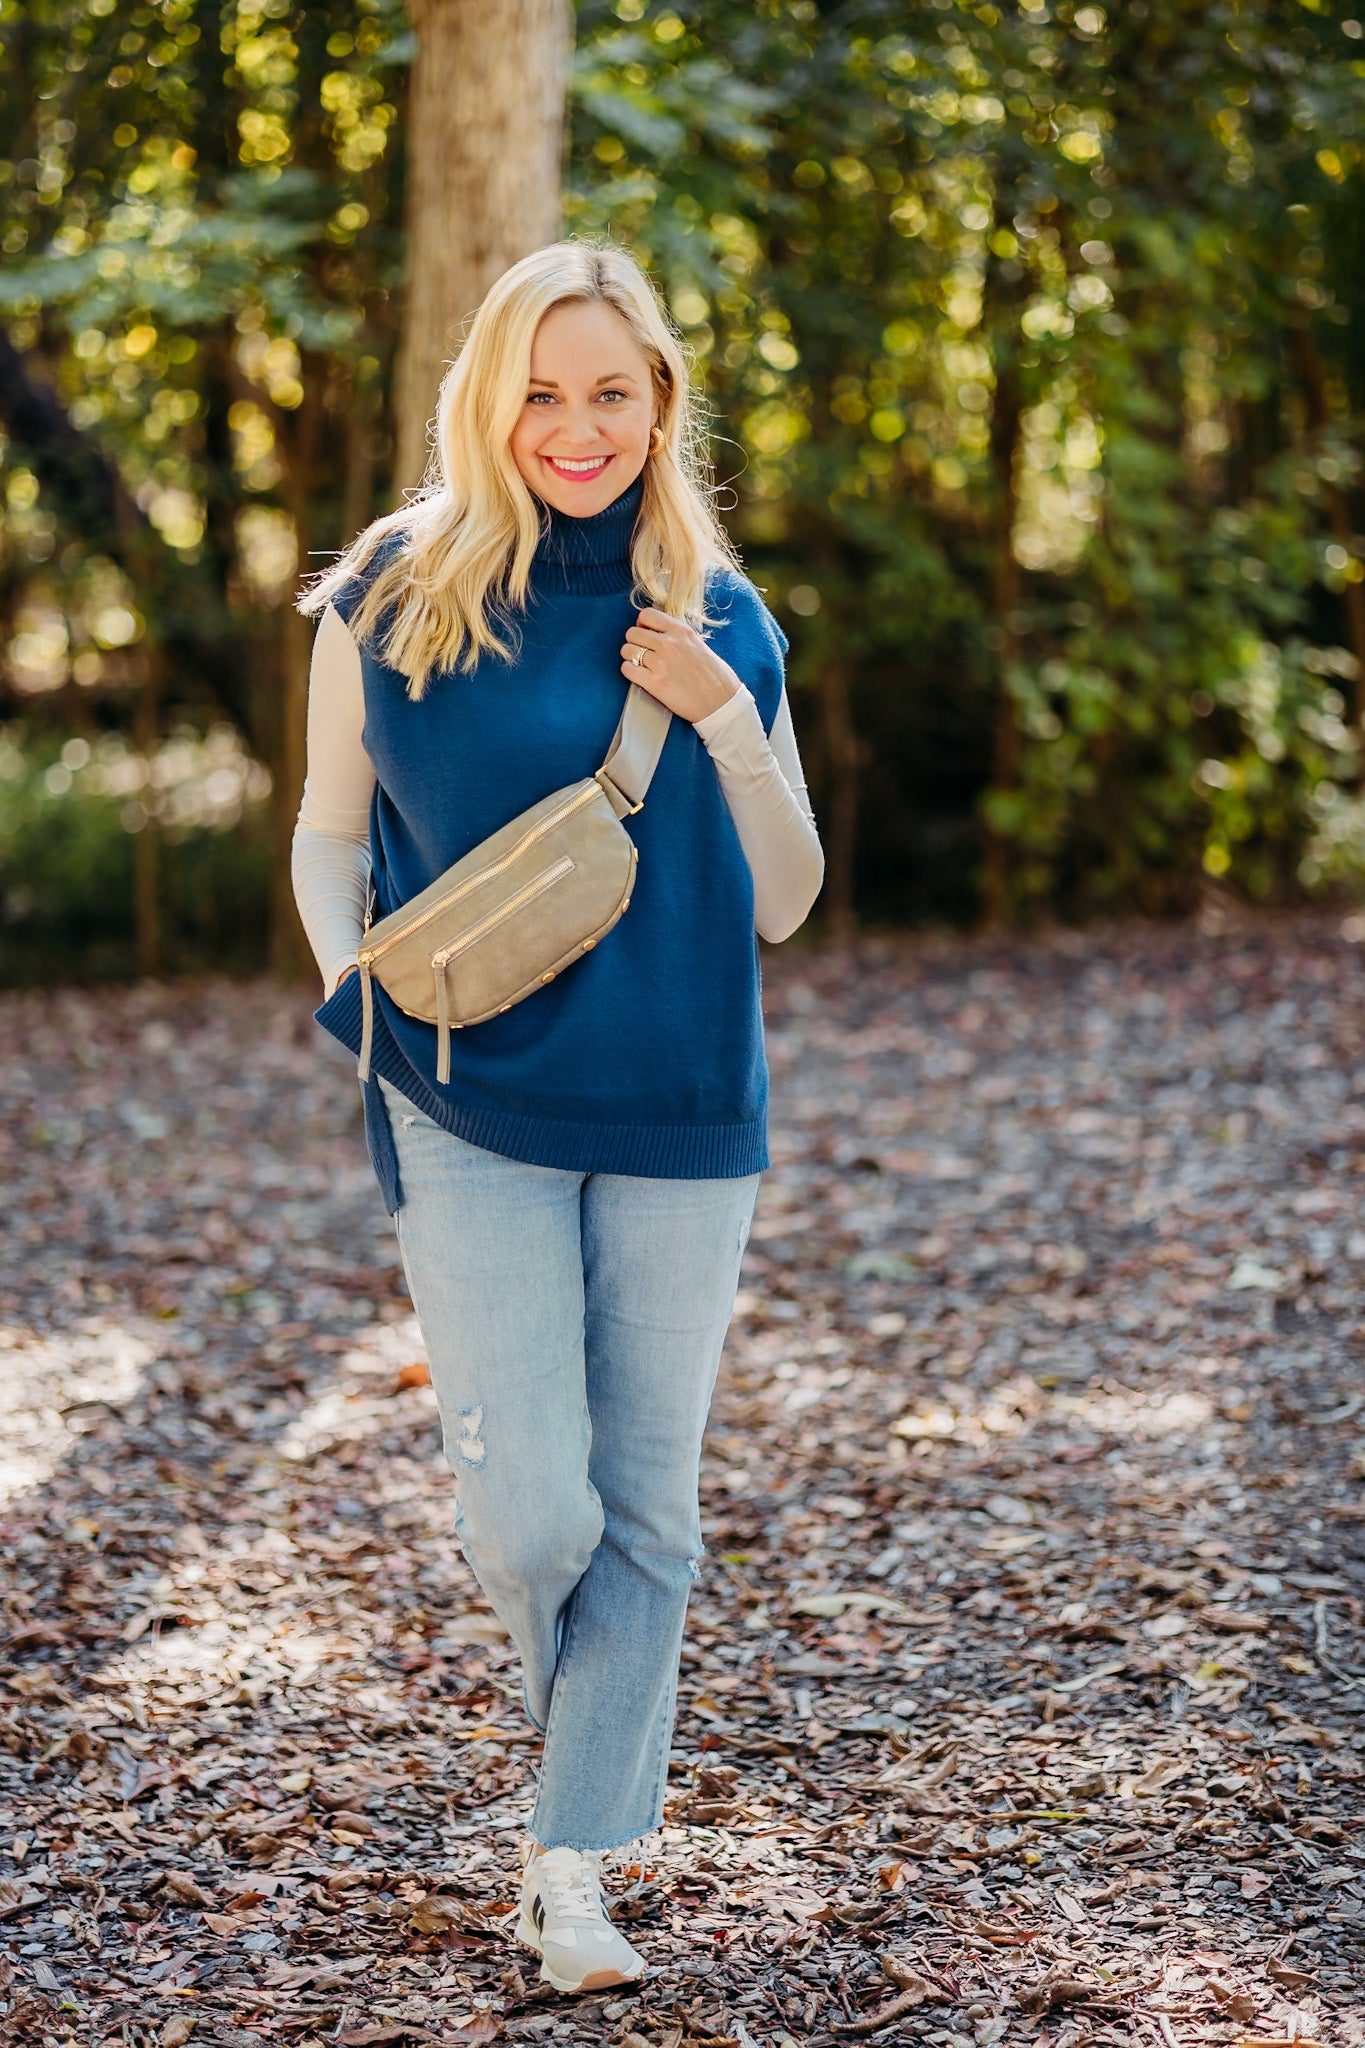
left=2, top=916, right=1364, bottom=2048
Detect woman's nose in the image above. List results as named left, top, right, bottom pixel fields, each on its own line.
left=555, top=404, right=608, bottom=447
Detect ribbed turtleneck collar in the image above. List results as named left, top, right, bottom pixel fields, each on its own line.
left=530, top=473, right=643, bottom=596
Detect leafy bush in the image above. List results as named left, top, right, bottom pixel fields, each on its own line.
left=0, top=725, right=273, bottom=985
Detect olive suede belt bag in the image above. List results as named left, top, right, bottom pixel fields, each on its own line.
left=353, top=682, right=672, bottom=1088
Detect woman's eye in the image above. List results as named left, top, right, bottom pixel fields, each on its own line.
left=597, top=389, right=626, bottom=403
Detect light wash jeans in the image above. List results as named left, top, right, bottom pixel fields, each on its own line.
left=377, top=1075, right=761, bottom=1851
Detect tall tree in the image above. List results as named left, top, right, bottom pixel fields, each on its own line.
left=393, top=0, right=573, bottom=492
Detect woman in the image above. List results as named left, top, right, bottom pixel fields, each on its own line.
left=291, top=240, right=823, bottom=1993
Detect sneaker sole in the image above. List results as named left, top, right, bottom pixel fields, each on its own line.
left=515, top=1911, right=644, bottom=1995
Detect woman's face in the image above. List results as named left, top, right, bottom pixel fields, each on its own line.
left=510, top=299, right=658, bottom=518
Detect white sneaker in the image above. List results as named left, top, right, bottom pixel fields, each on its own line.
left=517, top=1844, right=646, bottom=1994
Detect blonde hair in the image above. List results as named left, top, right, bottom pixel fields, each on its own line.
left=298, top=239, right=739, bottom=699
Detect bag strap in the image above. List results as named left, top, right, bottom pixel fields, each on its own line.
left=597, top=683, right=672, bottom=814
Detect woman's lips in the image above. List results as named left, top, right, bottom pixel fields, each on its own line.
left=543, top=453, right=615, bottom=480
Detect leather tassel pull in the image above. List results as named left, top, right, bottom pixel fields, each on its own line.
left=435, top=961, right=451, bottom=1086
left=357, top=961, right=374, bottom=1084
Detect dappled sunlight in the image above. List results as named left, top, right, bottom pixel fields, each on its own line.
left=0, top=1315, right=153, bottom=1504
left=274, top=1313, right=435, bottom=1466
left=1054, top=1385, right=1218, bottom=1441
left=2, top=937, right=1364, bottom=2038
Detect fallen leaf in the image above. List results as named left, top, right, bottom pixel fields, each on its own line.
left=1201, top=1608, right=1270, bottom=1633
left=984, top=1493, right=1035, bottom=1525
left=0, top=1880, right=43, bottom=1920
left=1052, top=1658, right=1129, bottom=1694
left=1227, top=1259, right=1285, bottom=1291
left=454, top=2018, right=502, bottom=2046
left=1017, top=1969, right=1121, bottom=2015
left=979, top=1528, right=1046, bottom=1554
left=201, top=1909, right=259, bottom=1936
left=1209, top=1982, right=1259, bottom=2023
left=409, top=1893, right=466, bottom=1934
left=1235, top=2038, right=1326, bottom=2048
left=4, top=1626, right=66, bottom=1652
left=890, top=1406, right=957, bottom=1440
left=789, top=1590, right=906, bottom=1617
left=328, top=1807, right=378, bottom=1835
left=161, top=1873, right=212, bottom=1907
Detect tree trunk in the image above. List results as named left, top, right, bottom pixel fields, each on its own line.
left=1290, top=319, right=1365, bottom=727
left=393, top=0, right=572, bottom=494
left=270, top=596, right=315, bottom=977
left=979, top=201, right=1028, bottom=927
left=820, top=655, right=860, bottom=946
left=133, top=642, right=164, bottom=980
left=271, top=364, right=325, bottom=977
left=342, top=358, right=381, bottom=546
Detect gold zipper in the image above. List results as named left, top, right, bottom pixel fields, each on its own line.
left=432, top=854, right=575, bottom=969
left=359, top=782, right=598, bottom=966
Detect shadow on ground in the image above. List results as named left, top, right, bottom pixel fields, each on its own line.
left=1, top=916, right=1363, bottom=2046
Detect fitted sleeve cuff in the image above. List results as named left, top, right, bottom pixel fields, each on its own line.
left=693, top=684, right=764, bottom=752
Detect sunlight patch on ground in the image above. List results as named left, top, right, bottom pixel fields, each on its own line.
left=0, top=1315, right=154, bottom=1503
left=1056, top=1386, right=1217, bottom=1438
left=274, top=1313, right=434, bottom=1464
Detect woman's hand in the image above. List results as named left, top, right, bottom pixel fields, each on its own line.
left=620, top=607, right=742, bottom=725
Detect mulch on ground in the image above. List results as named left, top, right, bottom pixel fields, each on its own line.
left=1, top=914, right=1363, bottom=2047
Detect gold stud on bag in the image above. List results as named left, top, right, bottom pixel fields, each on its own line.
left=354, top=685, right=670, bottom=1087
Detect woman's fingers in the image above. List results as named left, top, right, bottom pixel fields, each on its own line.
left=619, top=654, right=675, bottom=704
left=632, top=608, right=699, bottom=645
left=618, top=609, right=733, bottom=721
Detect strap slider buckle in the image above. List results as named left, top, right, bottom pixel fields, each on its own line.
left=595, top=767, right=644, bottom=817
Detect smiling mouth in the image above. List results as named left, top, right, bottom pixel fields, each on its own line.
left=543, top=454, right=615, bottom=479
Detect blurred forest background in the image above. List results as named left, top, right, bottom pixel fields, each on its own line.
left=0, top=0, right=1363, bottom=986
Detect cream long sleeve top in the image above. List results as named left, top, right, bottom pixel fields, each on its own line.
left=291, top=604, right=824, bottom=999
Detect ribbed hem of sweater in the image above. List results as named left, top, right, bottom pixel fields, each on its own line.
left=316, top=985, right=768, bottom=1206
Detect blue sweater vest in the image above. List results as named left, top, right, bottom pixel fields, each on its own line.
left=313, top=477, right=787, bottom=1212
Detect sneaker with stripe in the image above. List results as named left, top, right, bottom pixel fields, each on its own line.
left=517, top=1844, right=646, bottom=1994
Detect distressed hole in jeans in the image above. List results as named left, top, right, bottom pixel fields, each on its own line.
left=687, top=1554, right=703, bottom=1582
left=455, top=1405, right=486, bottom=1468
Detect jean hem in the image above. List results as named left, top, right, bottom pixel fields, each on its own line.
left=529, top=1825, right=657, bottom=1855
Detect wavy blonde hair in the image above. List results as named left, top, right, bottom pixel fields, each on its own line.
left=298, top=240, right=739, bottom=699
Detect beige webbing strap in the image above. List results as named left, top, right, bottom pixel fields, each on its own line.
left=598, top=683, right=673, bottom=812
left=434, top=962, right=452, bottom=1086
left=357, top=962, right=375, bottom=1084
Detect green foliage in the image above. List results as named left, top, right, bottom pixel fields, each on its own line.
left=0, top=724, right=272, bottom=984
left=569, top=0, right=1365, bottom=920
left=1, top=0, right=1363, bottom=978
